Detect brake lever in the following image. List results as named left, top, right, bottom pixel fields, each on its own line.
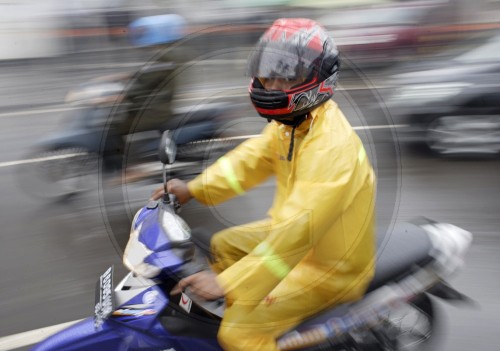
left=173, top=199, right=182, bottom=214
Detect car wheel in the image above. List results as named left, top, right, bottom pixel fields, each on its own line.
left=426, top=115, right=500, bottom=156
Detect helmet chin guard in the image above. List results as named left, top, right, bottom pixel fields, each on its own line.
left=247, top=18, right=340, bottom=123
left=249, top=71, right=338, bottom=123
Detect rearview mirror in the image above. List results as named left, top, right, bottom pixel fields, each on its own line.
left=159, top=130, right=177, bottom=165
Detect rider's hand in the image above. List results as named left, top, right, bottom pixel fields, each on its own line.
left=171, top=271, right=224, bottom=301
left=149, top=178, right=193, bottom=204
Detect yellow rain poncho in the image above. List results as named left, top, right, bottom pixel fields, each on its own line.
left=187, top=99, right=376, bottom=351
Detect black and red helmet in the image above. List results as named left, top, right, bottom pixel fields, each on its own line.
left=247, top=18, right=340, bottom=124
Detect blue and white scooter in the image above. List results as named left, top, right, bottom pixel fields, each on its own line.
left=31, top=131, right=473, bottom=351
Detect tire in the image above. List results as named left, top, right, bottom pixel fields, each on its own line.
left=377, top=294, right=435, bottom=351
left=288, top=295, right=435, bottom=351
left=17, top=147, right=99, bottom=201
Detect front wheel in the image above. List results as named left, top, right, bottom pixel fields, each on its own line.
left=17, top=147, right=99, bottom=201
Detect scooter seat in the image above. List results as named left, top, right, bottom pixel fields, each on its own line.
left=277, top=222, right=434, bottom=338
left=367, top=221, right=434, bottom=292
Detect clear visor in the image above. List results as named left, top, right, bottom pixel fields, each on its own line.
left=246, top=40, right=322, bottom=81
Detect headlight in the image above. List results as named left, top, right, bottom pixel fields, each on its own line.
left=160, top=211, right=191, bottom=243
left=123, top=207, right=192, bottom=278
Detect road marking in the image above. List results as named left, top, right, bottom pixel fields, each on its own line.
left=0, top=106, right=79, bottom=119
left=0, top=125, right=407, bottom=170
left=0, top=152, right=87, bottom=169
left=0, top=319, right=84, bottom=351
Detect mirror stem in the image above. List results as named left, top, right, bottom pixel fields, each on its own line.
left=162, top=164, right=170, bottom=204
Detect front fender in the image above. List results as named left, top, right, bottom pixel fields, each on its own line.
left=29, top=316, right=214, bottom=351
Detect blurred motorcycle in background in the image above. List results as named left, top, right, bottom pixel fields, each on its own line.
left=18, top=14, right=244, bottom=201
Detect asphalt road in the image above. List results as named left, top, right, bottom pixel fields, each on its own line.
left=0, top=65, right=499, bottom=351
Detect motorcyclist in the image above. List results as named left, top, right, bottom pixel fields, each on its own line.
left=151, top=18, right=376, bottom=351
left=104, top=14, right=187, bottom=173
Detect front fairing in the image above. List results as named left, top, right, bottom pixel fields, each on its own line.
left=31, top=267, right=220, bottom=351
left=30, top=313, right=216, bottom=351
left=109, top=272, right=221, bottom=350
left=31, top=200, right=223, bottom=351
left=30, top=318, right=124, bottom=351
left=124, top=200, right=195, bottom=280
left=31, top=313, right=185, bottom=351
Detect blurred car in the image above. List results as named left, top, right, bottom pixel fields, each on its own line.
left=318, top=1, right=459, bottom=68
left=387, top=33, right=500, bottom=156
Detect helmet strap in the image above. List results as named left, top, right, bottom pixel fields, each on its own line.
left=287, top=114, right=307, bottom=162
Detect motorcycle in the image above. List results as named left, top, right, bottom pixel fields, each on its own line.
left=18, top=66, right=243, bottom=200
left=30, top=131, right=474, bottom=351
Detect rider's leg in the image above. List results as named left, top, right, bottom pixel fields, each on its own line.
left=217, top=264, right=373, bottom=351
left=209, top=219, right=272, bottom=274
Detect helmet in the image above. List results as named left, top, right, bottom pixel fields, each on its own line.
left=247, top=18, right=340, bottom=124
left=128, top=14, right=186, bottom=47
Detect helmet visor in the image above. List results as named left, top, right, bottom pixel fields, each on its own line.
left=246, top=40, right=323, bottom=82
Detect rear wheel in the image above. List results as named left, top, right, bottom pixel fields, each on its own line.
left=375, top=295, right=435, bottom=351
left=18, top=147, right=98, bottom=201
left=295, top=295, right=435, bottom=351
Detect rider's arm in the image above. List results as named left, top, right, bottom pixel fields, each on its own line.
left=187, top=123, right=276, bottom=206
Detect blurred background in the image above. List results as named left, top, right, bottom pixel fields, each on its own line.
left=0, top=0, right=499, bottom=350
